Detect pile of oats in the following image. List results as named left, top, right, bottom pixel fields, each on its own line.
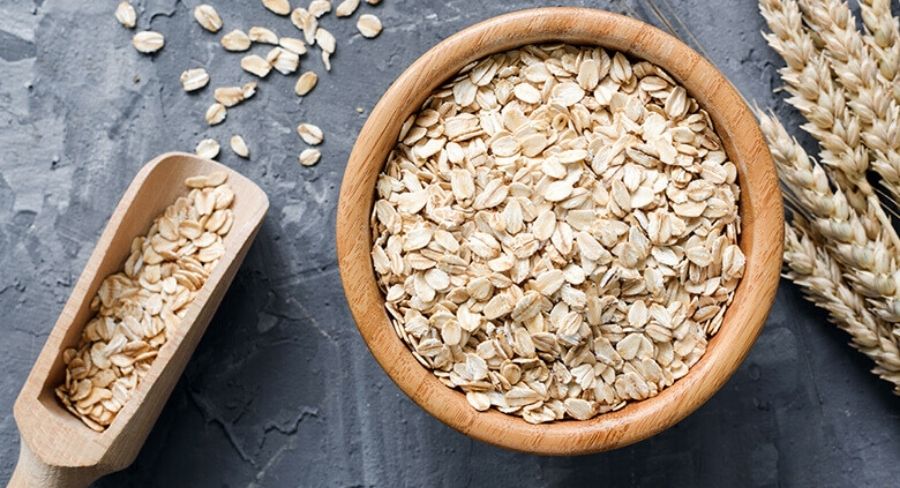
left=55, top=172, right=235, bottom=431
left=370, top=44, right=745, bottom=423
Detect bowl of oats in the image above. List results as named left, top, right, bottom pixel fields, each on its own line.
left=336, top=7, right=782, bottom=454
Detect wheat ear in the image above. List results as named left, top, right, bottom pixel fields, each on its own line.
left=799, top=0, right=900, bottom=203
left=757, top=112, right=900, bottom=325
left=784, top=220, right=900, bottom=392
left=758, top=0, right=895, bottom=245
left=858, top=0, right=900, bottom=105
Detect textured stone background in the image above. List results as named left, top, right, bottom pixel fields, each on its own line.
left=1, top=0, right=898, bottom=486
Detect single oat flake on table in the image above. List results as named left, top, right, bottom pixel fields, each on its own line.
left=55, top=172, right=235, bottom=431
left=370, top=44, right=745, bottom=424
left=115, top=1, right=136, bottom=29
left=132, top=31, right=164, bottom=53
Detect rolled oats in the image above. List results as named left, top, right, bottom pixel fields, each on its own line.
left=195, top=138, right=220, bottom=159
left=214, top=86, right=243, bottom=107
left=356, top=14, right=382, bottom=39
left=55, top=173, right=235, bottom=431
left=297, top=123, right=324, bottom=145
left=193, top=5, right=223, bottom=33
left=279, top=37, right=308, bottom=55
left=309, top=0, right=332, bottom=18
left=115, top=1, right=137, bottom=29
left=180, top=68, right=210, bottom=92
left=299, top=148, right=321, bottom=166
left=221, top=29, right=252, bottom=51
left=230, top=135, right=250, bottom=158
left=205, top=103, right=227, bottom=125
left=241, top=54, right=272, bottom=78
left=335, top=0, right=360, bottom=17
left=269, top=47, right=300, bottom=75
left=132, top=31, right=164, bottom=53
left=294, top=71, right=318, bottom=96
left=371, top=44, right=745, bottom=423
left=248, top=26, right=279, bottom=45
left=262, top=0, right=291, bottom=15
left=291, top=8, right=318, bottom=45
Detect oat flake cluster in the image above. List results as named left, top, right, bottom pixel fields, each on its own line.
left=55, top=172, right=235, bottom=431
left=370, top=44, right=746, bottom=423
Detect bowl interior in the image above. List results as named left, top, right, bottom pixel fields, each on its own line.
left=337, top=7, right=782, bottom=455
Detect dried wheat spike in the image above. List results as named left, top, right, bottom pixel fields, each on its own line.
left=758, top=0, right=894, bottom=245
left=858, top=0, right=900, bottom=105
left=799, top=0, right=900, bottom=203
left=757, top=112, right=900, bottom=325
left=784, top=219, right=900, bottom=393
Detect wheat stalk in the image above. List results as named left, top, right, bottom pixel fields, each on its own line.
left=858, top=0, right=900, bottom=105
left=759, top=0, right=900, bottom=394
left=799, top=0, right=900, bottom=204
left=760, top=0, right=900, bottom=320
left=784, top=220, right=900, bottom=392
left=758, top=112, right=900, bottom=323
left=758, top=0, right=895, bottom=245
left=762, top=111, right=900, bottom=389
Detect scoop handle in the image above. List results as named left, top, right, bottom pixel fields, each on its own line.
left=7, top=438, right=100, bottom=488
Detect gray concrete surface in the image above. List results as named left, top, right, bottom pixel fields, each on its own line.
left=0, top=0, right=898, bottom=486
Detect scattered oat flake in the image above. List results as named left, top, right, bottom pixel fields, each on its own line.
left=180, top=68, right=210, bottom=92
left=230, top=135, right=250, bottom=158
left=265, top=46, right=281, bottom=64
left=193, top=5, right=223, bottom=33
left=248, top=26, right=279, bottom=44
left=309, top=0, right=332, bottom=17
left=316, top=28, right=336, bottom=53
left=299, top=148, right=321, bottom=166
left=356, top=14, right=382, bottom=38
left=335, top=0, right=359, bottom=17
left=205, top=103, right=226, bottom=125
left=215, top=86, right=244, bottom=107
left=195, top=138, right=220, bottom=159
left=297, top=123, right=324, bottom=145
left=279, top=37, right=307, bottom=55
left=291, top=8, right=318, bottom=45
left=294, top=71, right=318, bottom=96
left=115, top=1, right=137, bottom=28
left=270, top=47, right=300, bottom=75
left=241, top=54, right=272, bottom=78
left=242, top=81, right=257, bottom=99
left=262, top=0, right=291, bottom=15
left=132, top=31, right=164, bottom=53
left=221, top=29, right=252, bottom=51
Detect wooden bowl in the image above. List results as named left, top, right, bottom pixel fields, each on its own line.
left=337, top=8, right=783, bottom=455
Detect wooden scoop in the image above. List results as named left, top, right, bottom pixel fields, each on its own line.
left=8, top=153, right=269, bottom=488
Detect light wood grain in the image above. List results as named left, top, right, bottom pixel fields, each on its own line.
left=9, top=153, right=268, bottom=487
left=336, top=8, right=783, bottom=455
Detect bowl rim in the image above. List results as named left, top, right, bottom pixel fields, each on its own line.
left=337, top=7, right=783, bottom=455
